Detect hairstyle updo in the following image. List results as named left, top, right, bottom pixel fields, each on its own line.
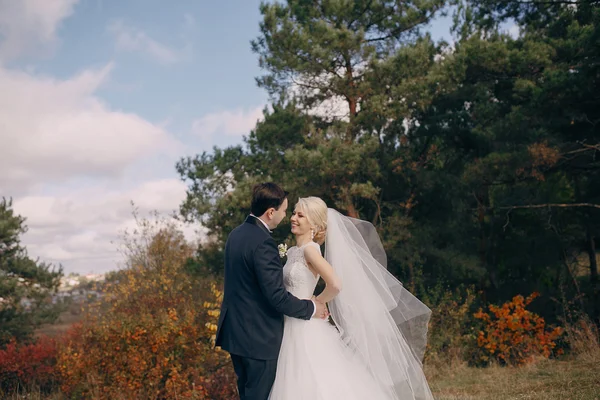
left=296, top=196, right=328, bottom=245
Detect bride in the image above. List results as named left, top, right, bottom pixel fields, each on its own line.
left=269, top=196, right=434, bottom=400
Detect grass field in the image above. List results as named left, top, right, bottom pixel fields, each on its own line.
left=426, top=356, right=599, bottom=400
left=35, top=308, right=83, bottom=338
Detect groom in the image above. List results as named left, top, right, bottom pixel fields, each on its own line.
left=215, top=182, right=328, bottom=400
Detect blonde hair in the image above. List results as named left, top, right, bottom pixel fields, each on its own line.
left=296, top=196, right=328, bottom=245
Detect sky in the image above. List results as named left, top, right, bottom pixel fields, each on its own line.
left=1, top=0, right=459, bottom=275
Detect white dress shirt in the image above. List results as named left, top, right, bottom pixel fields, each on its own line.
left=249, top=214, right=317, bottom=318
left=250, top=214, right=272, bottom=232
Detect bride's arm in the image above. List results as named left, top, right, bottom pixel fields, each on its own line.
left=304, top=246, right=341, bottom=303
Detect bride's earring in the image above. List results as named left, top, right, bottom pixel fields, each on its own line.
left=311, top=229, right=315, bottom=240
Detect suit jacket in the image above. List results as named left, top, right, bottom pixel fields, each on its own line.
left=215, top=216, right=314, bottom=360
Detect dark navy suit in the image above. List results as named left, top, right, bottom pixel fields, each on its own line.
left=215, top=216, right=314, bottom=399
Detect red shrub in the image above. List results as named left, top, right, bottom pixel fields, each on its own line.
left=204, top=365, right=238, bottom=400
left=0, top=335, right=59, bottom=394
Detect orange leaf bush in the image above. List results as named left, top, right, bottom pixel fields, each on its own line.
left=56, top=214, right=236, bottom=399
left=474, top=292, right=564, bottom=365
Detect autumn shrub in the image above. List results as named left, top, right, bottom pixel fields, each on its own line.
left=474, top=292, right=564, bottom=366
left=203, top=364, right=239, bottom=400
left=0, top=334, right=60, bottom=395
left=57, top=213, right=236, bottom=399
left=423, top=286, right=479, bottom=367
left=563, top=316, right=600, bottom=362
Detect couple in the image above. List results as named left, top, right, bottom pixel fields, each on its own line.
left=215, top=183, right=434, bottom=400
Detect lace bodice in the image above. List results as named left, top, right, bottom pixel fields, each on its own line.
left=283, top=242, right=320, bottom=299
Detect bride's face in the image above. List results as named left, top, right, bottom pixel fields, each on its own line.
left=290, top=207, right=311, bottom=236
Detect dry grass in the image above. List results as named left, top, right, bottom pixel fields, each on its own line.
left=564, top=317, right=600, bottom=364
left=427, top=318, right=600, bottom=400
left=7, top=356, right=598, bottom=400
left=35, top=303, right=85, bottom=338
left=2, top=390, right=65, bottom=400
left=426, top=356, right=599, bottom=400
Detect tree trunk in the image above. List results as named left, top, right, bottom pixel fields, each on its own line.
left=344, top=52, right=358, bottom=141
left=348, top=97, right=357, bottom=120
left=477, top=191, right=488, bottom=293
left=346, top=201, right=359, bottom=219
left=407, top=261, right=416, bottom=293
left=586, top=223, right=598, bottom=284
left=586, top=221, right=599, bottom=323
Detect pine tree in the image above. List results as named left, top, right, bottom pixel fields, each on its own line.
left=0, top=198, right=63, bottom=345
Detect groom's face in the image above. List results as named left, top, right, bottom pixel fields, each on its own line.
left=269, top=198, right=288, bottom=229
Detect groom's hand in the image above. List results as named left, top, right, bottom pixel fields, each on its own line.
left=311, top=296, right=329, bottom=320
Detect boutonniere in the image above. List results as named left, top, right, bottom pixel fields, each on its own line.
left=278, top=243, right=288, bottom=259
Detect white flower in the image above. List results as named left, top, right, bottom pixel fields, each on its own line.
left=278, top=243, right=288, bottom=258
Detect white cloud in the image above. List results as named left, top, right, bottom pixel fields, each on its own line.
left=13, top=179, right=200, bottom=274
left=108, top=20, right=191, bottom=65
left=507, top=24, right=520, bottom=39
left=1, top=62, right=190, bottom=274
left=192, top=107, right=264, bottom=141
left=0, top=63, right=180, bottom=195
left=0, top=0, right=79, bottom=61
left=0, top=2, right=200, bottom=275
left=305, top=94, right=350, bottom=122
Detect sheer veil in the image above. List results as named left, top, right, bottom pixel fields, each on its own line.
left=325, top=208, right=434, bottom=399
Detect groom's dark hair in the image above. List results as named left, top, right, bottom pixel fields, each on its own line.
left=251, top=182, right=289, bottom=216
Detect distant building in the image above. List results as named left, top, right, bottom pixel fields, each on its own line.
left=59, top=273, right=106, bottom=291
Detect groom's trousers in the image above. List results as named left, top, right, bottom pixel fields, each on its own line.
left=230, top=354, right=277, bottom=400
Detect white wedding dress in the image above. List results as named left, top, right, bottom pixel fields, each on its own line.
left=269, top=242, right=393, bottom=400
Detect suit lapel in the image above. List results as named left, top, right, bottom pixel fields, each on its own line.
left=245, top=215, right=272, bottom=235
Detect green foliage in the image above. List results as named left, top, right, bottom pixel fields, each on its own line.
left=423, top=285, right=481, bottom=366
left=0, top=198, right=63, bottom=346
left=178, top=0, right=600, bottom=328
left=252, top=0, right=448, bottom=111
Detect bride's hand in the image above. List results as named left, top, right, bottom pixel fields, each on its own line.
left=311, top=296, right=329, bottom=319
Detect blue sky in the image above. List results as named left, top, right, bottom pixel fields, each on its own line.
left=16, top=0, right=272, bottom=154
left=14, top=0, right=455, bottom=148
left=1, top=0, right=456, bottom=275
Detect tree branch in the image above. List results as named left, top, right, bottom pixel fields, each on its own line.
left=499, top=203, right=600, bottom=230
left=562, top=147, right=598, bottom=156
left=582, top=143, right=600, bottom=151
left=499, top=0, right=600, bottom=4
left=496, top=203, right=600, bottom=210
left=347, top=0, right=374, bottom=30
left=365, top=10, right=439, bottom=43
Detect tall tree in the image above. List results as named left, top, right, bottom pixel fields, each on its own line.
left=0, top=198, right=63, bottom=345
left=177, top=0, right=599, bottom=323
left=250, top=0, right=448, bottom=217
left=253, top=0, right=447, bottom=123
left=456, top=0, right=600, bottom=314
